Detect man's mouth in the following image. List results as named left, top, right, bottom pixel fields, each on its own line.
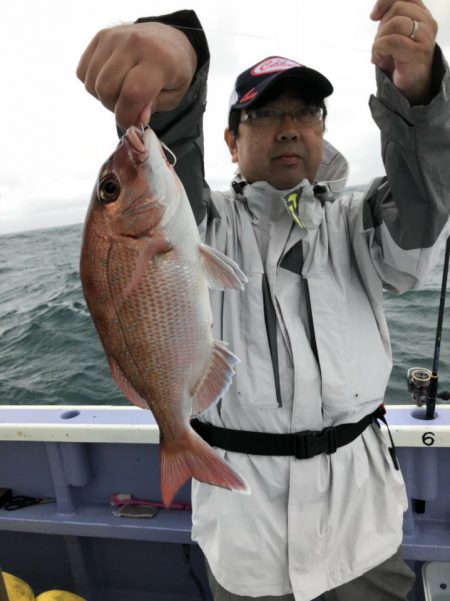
left=273, top=153, right=303, bottom=165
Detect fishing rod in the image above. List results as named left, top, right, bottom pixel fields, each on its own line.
left=407, top=236, right=450, bottom=419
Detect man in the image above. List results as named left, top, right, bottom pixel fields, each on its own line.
left=77, top=1, right=449, bottom=599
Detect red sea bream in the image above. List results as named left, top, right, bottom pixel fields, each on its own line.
left=80, top=126, right=248, bottom=506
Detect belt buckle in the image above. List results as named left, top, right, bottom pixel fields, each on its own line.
left=293, top=430, right=311, bottom=459
left=293, top=427, right=337, bottom=459
left=322, top=427, right=337, bottom=454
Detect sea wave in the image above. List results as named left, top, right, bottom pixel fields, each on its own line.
left=1, top=223, right=450, bottom=406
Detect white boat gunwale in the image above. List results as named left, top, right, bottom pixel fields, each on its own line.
left=0, top=404, right=449, bottom=446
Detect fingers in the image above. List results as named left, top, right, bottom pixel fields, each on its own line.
left=113, top=64, right=188, bottom=129
left=371, top=0, right=437, bottom=65
left=77, top=25, right=145, bottom=116
left=78, top=30, right=134, bottom=113
left=76, top=22, right=197, bottom=129
left=76, top=31, right=100, bottom=85
left=369, top=0, right=438, bottom=104
left=374, top=8, right=424, bottom=39
left=372, top=16, right=429, bottom=64
left=370, top=0, right=426, bottom=21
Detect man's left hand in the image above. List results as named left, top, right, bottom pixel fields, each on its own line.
left=370, top=0, right=438, bottom=105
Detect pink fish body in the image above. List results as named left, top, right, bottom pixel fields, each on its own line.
left=80, top=126, right=248, bottom=506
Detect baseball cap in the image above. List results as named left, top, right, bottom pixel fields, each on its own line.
left=228, top=56, right=333, bottom=118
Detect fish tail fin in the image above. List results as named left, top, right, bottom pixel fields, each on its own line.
left=160, top=429, right=249, bottom=508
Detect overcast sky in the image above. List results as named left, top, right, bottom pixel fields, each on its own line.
left=1, top=0, right=449, bottom=235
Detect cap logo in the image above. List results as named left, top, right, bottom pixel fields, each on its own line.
left=251, top=57, right=303, bottom=76
left=239, top=88, right=258, bottom=103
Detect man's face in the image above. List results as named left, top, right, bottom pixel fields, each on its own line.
left=225, top=91, right=324, bottom=190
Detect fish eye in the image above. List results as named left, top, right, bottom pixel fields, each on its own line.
left=98, top=175, right=120, bottom=204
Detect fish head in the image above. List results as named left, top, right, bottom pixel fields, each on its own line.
left=86, top=126, right=179, bottom=240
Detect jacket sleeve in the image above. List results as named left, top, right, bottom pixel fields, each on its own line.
left=357, top=45, right=450, bottom=293
left=118, top=10, right=211, bottom=224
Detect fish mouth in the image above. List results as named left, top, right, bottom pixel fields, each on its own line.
left=120, top=128, right=163, bottom=221
left=124, top=126, right=149, bottom=163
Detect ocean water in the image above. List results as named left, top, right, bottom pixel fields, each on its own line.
left=1, top=222, right=450, bottom=406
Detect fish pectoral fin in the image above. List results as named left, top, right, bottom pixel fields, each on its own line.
left=198, top=243, right=247, bottom=290
left=191, top=340, right=239, bottom=415
left=121, top=233, right=173, bottom=301
left=160, top=428, right=250, bottom=508
left=108, top=356, right=149, bottom=409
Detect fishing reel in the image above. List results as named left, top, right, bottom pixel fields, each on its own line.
left=407, top=367, right=432, bottom=406
left=404, top=236, right=450, bottom=418
left=406, top=367, right=450, bottom=408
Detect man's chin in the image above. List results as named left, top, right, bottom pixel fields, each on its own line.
left=269, top=176, right=311, bottom=191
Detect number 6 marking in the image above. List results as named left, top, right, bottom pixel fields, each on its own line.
left=422, top=432, right=435, bottom=446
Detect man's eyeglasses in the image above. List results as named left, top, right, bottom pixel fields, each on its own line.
left=240, top=106, right=323, bottom=127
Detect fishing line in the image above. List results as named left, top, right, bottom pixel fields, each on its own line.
left=174, top=24, right=370, bottom=53
left=172, top=24, right=273, bottom=40
left=307, top=43, right=370, bottom=53
left=161, top=141, right=177, bottom=166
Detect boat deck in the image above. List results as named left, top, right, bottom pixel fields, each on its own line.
left=0, top=404, right=449, bottom=600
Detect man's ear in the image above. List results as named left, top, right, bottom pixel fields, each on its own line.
left=224, top=128, right=239, bottom=163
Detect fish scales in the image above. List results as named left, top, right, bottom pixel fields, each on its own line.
left=107, top=243, right=211, bottom=415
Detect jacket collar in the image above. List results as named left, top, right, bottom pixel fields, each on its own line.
left=231, top=175, right=324, bottom=232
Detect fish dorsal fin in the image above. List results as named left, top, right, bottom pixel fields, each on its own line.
left=108, top=356, right=149, bottom=409
left=191, top=340, right=239, bottom=415
left=198, top=243, right=247, bottom=290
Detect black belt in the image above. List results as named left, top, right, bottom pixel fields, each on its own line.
left=191, top=406, right=387, bottom=460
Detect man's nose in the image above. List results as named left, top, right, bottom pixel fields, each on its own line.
left=276, top=127, right=300, bottom=142
left=276, top=112, right=303, bottom=141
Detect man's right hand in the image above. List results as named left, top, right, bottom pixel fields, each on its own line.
left=76, top=22, right=198, bottom=129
